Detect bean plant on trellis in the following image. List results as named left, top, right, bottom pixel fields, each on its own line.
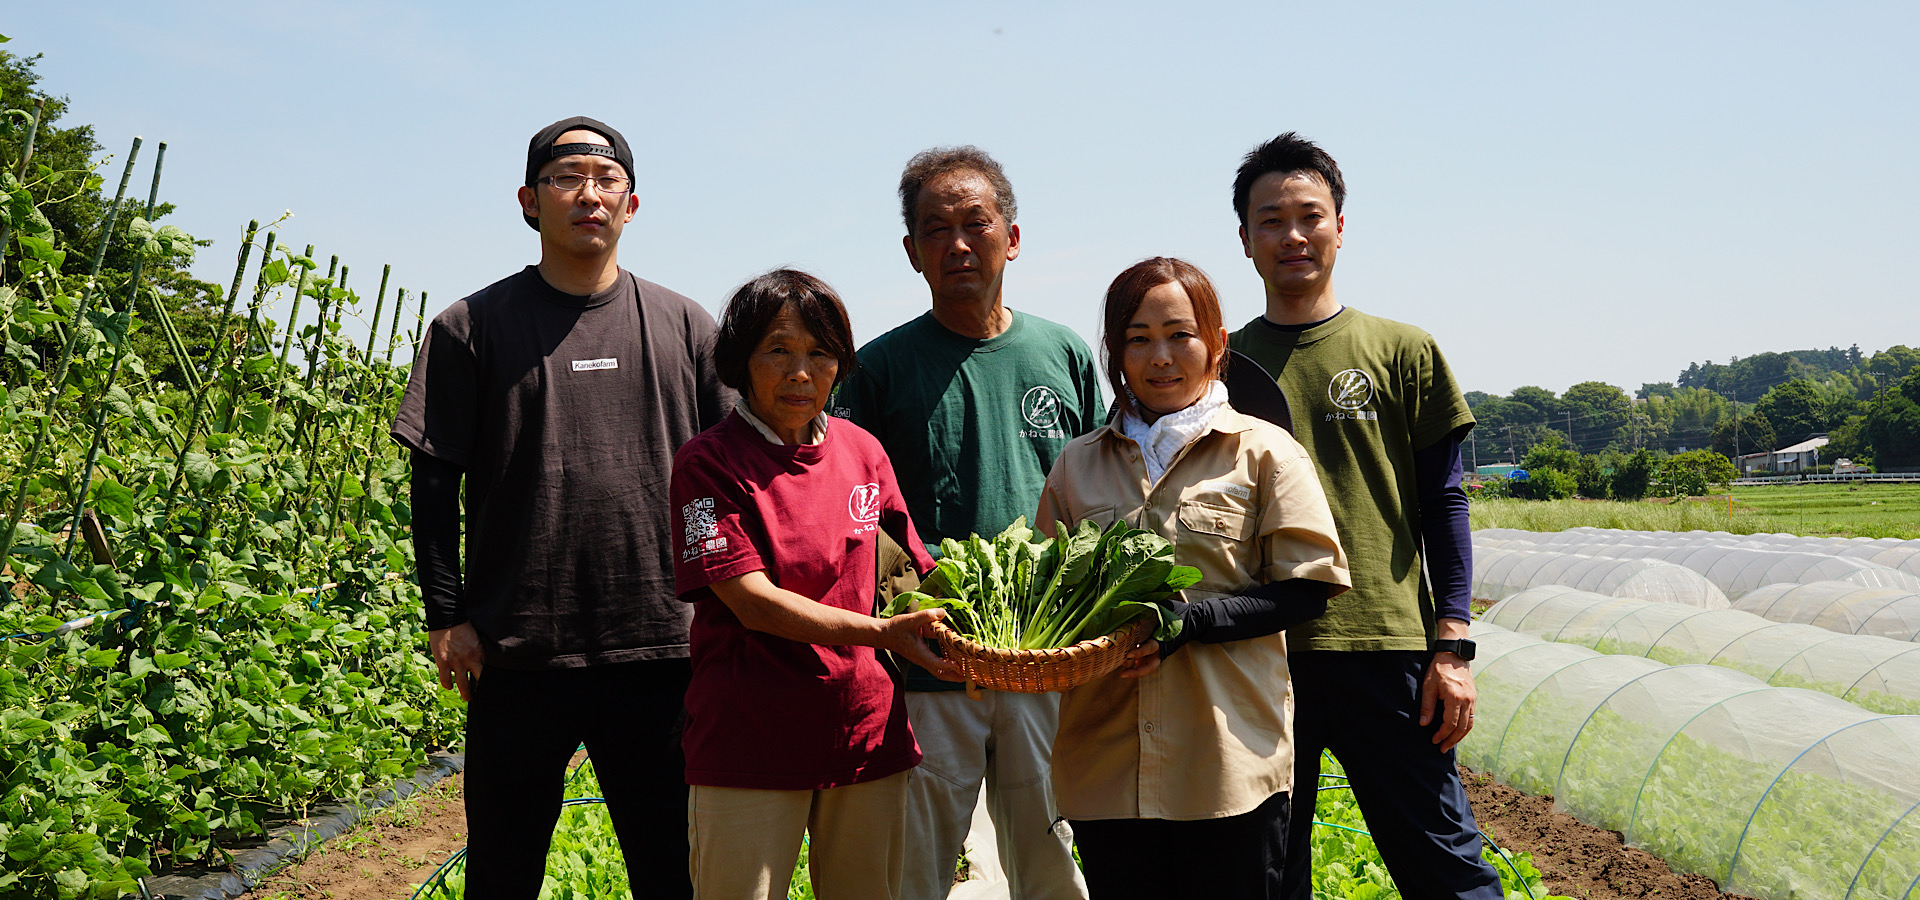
left=0, top=127, right=457, bottom=900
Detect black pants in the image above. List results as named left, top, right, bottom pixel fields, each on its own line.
left=1280, top=651, right=1503, bottom=900
left=462, top=658, right=692, bottom=900
left=1073, top=790, right=1290, bottom=900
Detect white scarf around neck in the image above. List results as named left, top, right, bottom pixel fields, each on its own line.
left=736, top=400, right=828, bottom=445
left=1120, top=380, right=1230, bottom=484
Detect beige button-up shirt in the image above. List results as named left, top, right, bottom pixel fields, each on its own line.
left=1036, top=406, right=1350, bottom=821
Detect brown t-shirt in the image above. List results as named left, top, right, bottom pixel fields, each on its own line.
left=391, top=266, right=733, bottom=669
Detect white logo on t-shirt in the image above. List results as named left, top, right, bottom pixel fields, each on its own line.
left=848, top=483, right=882, bottom=524
left=572, top=358, right=619, bottom=372
left=1328, top=369, right=1375, bottom=411
left=1022, top=385, right=1062, bottom=428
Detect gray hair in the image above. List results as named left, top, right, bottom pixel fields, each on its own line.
left=897, top=146, right=1017, bottom=231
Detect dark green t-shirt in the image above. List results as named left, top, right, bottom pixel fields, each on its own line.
left=838, top=310, right=1104, bottom=547
left=837, top=310, right=1104, bottom=689
left=1229, top=308, right=1474, bottom=652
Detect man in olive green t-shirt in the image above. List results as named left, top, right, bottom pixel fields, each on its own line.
left=1226, top=133, right=1502, bottom=900
left=837, top=146, right=1099, bottom=900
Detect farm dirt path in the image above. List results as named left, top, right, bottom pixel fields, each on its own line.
left=236, top=772, right=466, bottom=900
left=233, top=762, right=1763, bottom=900
left=1461, top=766, right=1757, bottom=900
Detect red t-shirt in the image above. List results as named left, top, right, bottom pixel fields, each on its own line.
left=671, top=412, right=936, bottom=790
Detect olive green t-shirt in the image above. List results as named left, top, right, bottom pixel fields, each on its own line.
left=1229, top=308, right=1474, bottom=652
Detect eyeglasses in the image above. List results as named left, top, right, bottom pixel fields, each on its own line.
left=540, top=173, right=632, bottom=194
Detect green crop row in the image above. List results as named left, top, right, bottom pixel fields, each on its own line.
left=1519, top=704, right=1920, bottom=899
left=1, top=138, right=459, bottom=899
left=1471, top=625, right=1920, bottom=897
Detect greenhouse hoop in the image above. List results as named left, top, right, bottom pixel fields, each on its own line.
left=1842, top=778, right=1920, bottom=898
left=1554, top=668, right=1771, bottom=825
left=1725, top=715, right=1894, bottom=890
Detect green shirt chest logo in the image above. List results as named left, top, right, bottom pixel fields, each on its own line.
left=1022, top=386, right=1062, bottom=428
left=1021, top=385, right=1069, bottom=440
left=1329, top=369, right=1376, bottom=411
left=1327, top=369, right=1381, bottom=423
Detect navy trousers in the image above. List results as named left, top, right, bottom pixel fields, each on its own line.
left=1280, top=650, right=1504, bottom=900
left=462, top=658, right=693, bottom=900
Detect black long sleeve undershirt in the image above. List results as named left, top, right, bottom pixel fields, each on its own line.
left=1156, top=578, right=1335, bottom=659
left=410, top=449, right=467, bottom=631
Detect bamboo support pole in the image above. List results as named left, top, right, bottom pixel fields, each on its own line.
left=0, top=137, right=142, bottom=565
left=66, top=142, right=169, bottom=562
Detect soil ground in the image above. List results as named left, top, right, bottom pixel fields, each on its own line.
left=234, top=762, right=1763, bottom=900
left=1461, top=767, right=1756, bottom=900
left=236, top=773, right=465, bottom=900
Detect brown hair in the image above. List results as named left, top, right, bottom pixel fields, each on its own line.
left=897, top=146, right=1017, bottom=231
left=714, top=268, right=857, bottom=392
left=1101, top=257, right=1228, bottom=416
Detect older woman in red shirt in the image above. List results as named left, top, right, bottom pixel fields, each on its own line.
left=670, top=269, right=957, bottom=900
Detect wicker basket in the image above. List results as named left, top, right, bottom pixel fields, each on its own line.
left=927, top=616, right=1156, bottom=698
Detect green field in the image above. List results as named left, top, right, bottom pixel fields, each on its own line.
left=1470, top=482, right=1920, bottom=540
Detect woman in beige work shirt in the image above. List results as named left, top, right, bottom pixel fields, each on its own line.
left=1036, top=258, right=1350, bottom=900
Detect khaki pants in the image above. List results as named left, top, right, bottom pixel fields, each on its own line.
left=688, top=771, right=909, bottom=900
left=902, top=691, right=1088, bottom=900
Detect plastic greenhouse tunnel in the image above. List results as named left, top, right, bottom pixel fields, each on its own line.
left=1464, top=621, right=1920, bottom=899
left=1472, top=547, right=1729, bottom=608
left=1835, top=543, right=1920, bottom=578
left=1472, top=529, right=1920, bottom=600
left=1473, top=528, right=1920, bottom=563
left=1484, top=587, right=1920, bottom=715
left=1615, top=546, right=1919, bottom=601
left=1737, top=582, right=1920, bottom=642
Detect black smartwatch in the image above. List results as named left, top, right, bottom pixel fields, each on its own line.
left=1433, top=638, right=1476, bottom=661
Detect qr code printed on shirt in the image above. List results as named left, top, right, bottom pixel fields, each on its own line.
left=683, top=498, right=719, bottom=547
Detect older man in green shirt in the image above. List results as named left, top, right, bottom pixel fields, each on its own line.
left=837, top=146, right=1100, bottom=900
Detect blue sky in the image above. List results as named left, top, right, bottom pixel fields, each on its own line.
left=7, top=1, right=1916, bottom=396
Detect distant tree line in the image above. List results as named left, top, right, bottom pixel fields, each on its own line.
left=1473, top=437, right=1736, bottom=502
left=1465, top=345, right=1920, bottom=471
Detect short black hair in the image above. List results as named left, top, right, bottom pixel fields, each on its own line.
left=713, top=268, right=858, bottom=392
left=898, top=146, right=1017, bottom=232
left=1232, top=132, right=1346, bottom=228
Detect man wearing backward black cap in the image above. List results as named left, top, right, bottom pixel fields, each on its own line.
left=393, top=117, right=734, bottom=899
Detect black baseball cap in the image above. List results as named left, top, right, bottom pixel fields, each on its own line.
left=522, top=116, right=635, bottom=231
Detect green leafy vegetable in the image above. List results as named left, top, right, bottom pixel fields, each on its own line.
left=884, top=517, right=1198, bottom=650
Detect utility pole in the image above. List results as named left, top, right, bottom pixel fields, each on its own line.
left=1732, top=388, right=1741, bottom=474
left=1868, top=371, right=1889, bottom=465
